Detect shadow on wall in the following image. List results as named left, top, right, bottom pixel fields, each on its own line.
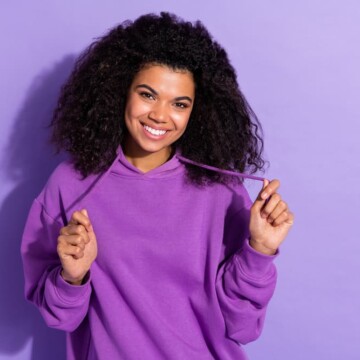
left=0, top=55, right=76, bottom=359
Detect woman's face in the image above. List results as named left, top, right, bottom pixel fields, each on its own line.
left=124, top=64, right=195, bottom=159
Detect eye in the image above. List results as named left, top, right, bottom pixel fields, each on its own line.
left=139, top=92, right=155, bottom=100
left=174, top=102, right=189, bottom=109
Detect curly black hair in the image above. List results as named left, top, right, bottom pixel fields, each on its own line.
left=51, top=12, right=268, bottom=184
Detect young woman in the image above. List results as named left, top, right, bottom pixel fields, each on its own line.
left=21, top=12, right=294, bottom=360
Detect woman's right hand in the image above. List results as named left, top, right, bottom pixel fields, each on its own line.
left=57, top=209, right=98, bottom=285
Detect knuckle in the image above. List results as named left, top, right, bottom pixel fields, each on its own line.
left=75, top=235, right=83, bottom=244
left=75, top=225, right=84, bottom=233
left=272, top=193, right=281, bottom=201
left=75, top=247, right=84, bottom=256
left=71, top=211, right=80, bottom=221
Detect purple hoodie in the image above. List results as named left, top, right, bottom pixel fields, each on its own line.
left=21, top=146, right=278, bottom=360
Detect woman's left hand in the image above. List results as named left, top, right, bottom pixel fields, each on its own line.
left=249, top=179, right=295, bottom=255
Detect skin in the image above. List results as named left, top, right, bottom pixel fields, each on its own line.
left=58, top=64, right=294, bottom=285
left=249, top=179, right=295, bottom=255
left=58, top=209, right=97, bottom=285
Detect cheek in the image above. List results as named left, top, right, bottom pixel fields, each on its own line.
left=125, top=98, right=150, bottom=121
left=172, top=112, right=191, bottom=132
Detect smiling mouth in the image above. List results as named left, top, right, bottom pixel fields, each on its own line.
left=142, top=124, right=168, bottom=136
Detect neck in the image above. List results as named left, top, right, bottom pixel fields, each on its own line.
left=122, top=139, right=173, bottom=173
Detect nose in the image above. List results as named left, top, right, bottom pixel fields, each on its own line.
left=148, top=102, right=168, bottom=123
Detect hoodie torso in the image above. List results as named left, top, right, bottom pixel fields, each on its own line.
left=21, top=147, right=277, bottom=360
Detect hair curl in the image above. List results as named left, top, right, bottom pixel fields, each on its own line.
left=51, top=12, right=268, bottom=184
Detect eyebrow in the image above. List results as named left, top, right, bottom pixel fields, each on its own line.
left=135, top=84, right=193, bottom=103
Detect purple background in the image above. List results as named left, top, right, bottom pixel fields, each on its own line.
left=1, top=1, right=359, bottom=359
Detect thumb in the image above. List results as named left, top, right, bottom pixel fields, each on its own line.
left=253, top=178, right=270, bottom=211
left=81, top=208, right=89, bottom=218
left=80, top=209, right=94, bottom=232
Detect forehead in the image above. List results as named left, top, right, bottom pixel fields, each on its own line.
left=131, top=64, right=195, bottom=96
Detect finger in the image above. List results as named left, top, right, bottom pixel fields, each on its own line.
left=58, top=234, right=86, bottom=249
left=61, top=224, right=85, bottom=235
left=272, top=210, right=295, bottom=227
left=60, top=224, right=90, bottom=244
left=57, top=242, right=85, bottom=259
left=259, top=179, right=280, bottom=201
left=258, top=178, right=269, bottom=200
left=271, top=210, right=289, bottom=226
left=68, top=209, right=93, bottom=232
left=265, top=199, right=288, bottom=223
left=260, top=193, right=282, bottom=219
left=60, top=225, right=90, bottom=244
left=285, top=211, right=295, bottom=225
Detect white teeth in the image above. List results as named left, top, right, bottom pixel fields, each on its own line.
left=143, top=125, right=167, bottom=136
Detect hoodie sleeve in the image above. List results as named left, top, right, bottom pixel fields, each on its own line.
left=215, top=188, right=278, bottom=345
left=21, top=198, right=92, bottom=332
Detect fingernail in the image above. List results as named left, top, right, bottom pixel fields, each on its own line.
left=261, top=192, right=268, bottom=199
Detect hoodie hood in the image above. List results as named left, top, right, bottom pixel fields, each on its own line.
left=109, top=145, right=266, bottom=182
left=40, top=145, right=267, bottom=223
left=110, top=146, right=184, bottom=179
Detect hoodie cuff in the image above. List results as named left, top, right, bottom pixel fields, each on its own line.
left=52, top=267, right=92, bottom=304
left=235, top=238, right=279, bottom=280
